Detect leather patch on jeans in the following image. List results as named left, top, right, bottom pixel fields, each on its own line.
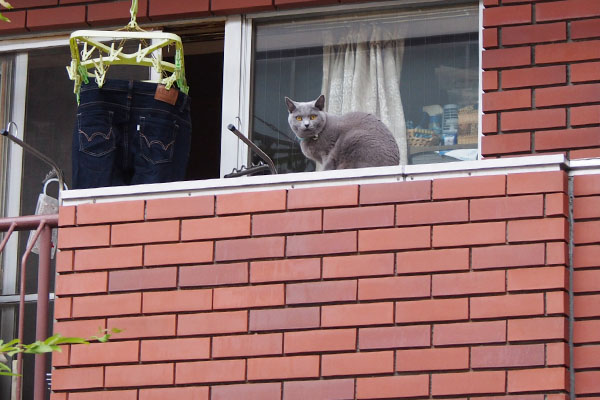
left=154, top=85, right=179, bottom=106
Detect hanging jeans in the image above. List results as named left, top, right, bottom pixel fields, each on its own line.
left=72, top=79, right=192, bottom=189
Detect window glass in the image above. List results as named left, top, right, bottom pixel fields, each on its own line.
left=252, top=3, right=479, bottom=173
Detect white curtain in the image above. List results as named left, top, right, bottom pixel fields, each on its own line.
left=321, top=25, right=407, bottom=165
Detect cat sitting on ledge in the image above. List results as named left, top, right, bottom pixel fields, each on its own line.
left=285, top=94, right=400, bottom=170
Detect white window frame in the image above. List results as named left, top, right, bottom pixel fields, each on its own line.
left=219, top=0, right=484, bottom=176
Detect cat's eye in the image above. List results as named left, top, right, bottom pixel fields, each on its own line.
left=310, top=115, right=317, bottom=120
left=296, top=116, right=302, bottom=121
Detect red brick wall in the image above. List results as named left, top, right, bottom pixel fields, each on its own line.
left=482, top=0, right=600, bottom=159
left=51, top=170, right=579, bottom=399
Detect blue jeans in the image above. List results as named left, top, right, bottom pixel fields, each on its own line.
left=72, top=80, right=192, bottom=189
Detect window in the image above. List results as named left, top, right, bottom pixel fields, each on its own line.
left=251, top=3, right=479, bottom=173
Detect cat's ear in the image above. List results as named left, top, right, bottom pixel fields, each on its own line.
left=285, top=97, right=296, bottom=113
left=314, top=94, right=325, bottom=111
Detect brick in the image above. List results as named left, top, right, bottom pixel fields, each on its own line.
left=508, top=367, right=568, bottom=392
left=57, top=225, right=110, bottom=249
left=211, top=0, right=274, bottom=14
left=54, top=297, right=71, bottom=319
left=397, top=200, right=468, bottom=225
left=483, top=29, right=498, bottom=50
left=433, top=175, right=506, bottom=199
left=397, top=347, right=469, bottom=372
left=181, top=215, right=250, bottom=240
left=284, top=379, right=354, bottom=400
left=284, top=328, right=356, bottom=354
left=214, top=284, right=283, bottom=309
left=323, top=253, right=393, bottom=278
left=58, top=205, right=76, bottom=227
left=434, top=320, right=506, bottom=346
left=358, top=275, right=430, bottom=301
left=141, top=337, right=210, bottom=361
left=359, top=226, right=430, bottom=252
left=356, top=375, right=429, bottom=399
left=217, top=189, right=286, bottom=214
left=574, top=320, right=600, bottom=344
left=575, top=221, right=600, bottom=244
left=53, top=319, right=106, bottom=339
left=252, top=210, right=321, bottom=236
left=503, top=22, right=566, bottom=45
left=286, top=280, right=357, bottom=304
left=247, top=355, right=319, bottom=380
left=574, top=269, right=600, bottom=291
left=145, top=241, right=213, bottom=266
left=74, top=246, right=143, bottom=271
left=572, top=105, right=600, bottom=126
left=471, top=293, right=544, bottom=319
left=287, top=231, right=356, bottom=257
left=433, top=270, right=505, bottom=296
left=501, top=109, right=566, bottom=131
left=70, top=391, right=137, bottom=400
left=576, top=371, right=600, bottom=395
left=537, top=41, right=600, bottom=64
left=574, top=294, right=600, bottom=318
left=433, top=222, right=505, bottom=247
left=396, top=298, right=468, bottom=323
left=575, top=196, right=600, bottom=219
left=536, top=0, right=600, bottom=21
left=211, top=382, right=280, bottom=400
left=179, top=262, right=248, bottom=287
left=55, top=271, right=107, bottom=295
left=482, top=47, right=531, bottom=69
left=508, top=218, right=567, bottom=242
left=249, top=307, right=320, bottom=331
left=432, top=371, right=505, bottom=396
left=572, top=61, right=600, bottom=82
left=508, top=266, right=567, bottom=291
left=483, top=70, right=498, bottom=91
left=546, top=193, right=568, bottom=217
left=213, top=333, right=282, bottom=358
left=324, top=205, right=394, bottom=230
left=483, top=89, right=531, bottom=112
left=472, top=243, right=545, bottom=269
left=145, top=195, right=214, bottom=219
left=547, top=342, right=569, bottom=366
left=508, top=171, right=566, bottom=194
left=482, top=132, right=531, bottom=156
left=51, top=367, right=104, bottom=390
left=471, top=195, right=543, bottom=221
left=397, top=248, right=469, bottom=274
left=88, top=0, right=149, bottom=26
left=216, top=236, right=284, bottom=261
left=288, top=185, right=357, bottom=209
left=508, top=317, right=567, bottom=341
left=251, top=258, right=321, bottom=282
left=482, top=113, right=498, bottom=134
left=139, top=387, right=209, bottom=400
left=322, top=351, right=394, bottom=376
left=574, top=174, right=600, bottom=196
left=471, top=344, right=544, bottom=369
left=72, top=293, right=140, bottom=317
left=483, top=4, right=531, bottom=26
left=175, top=359, right=246, bottom=384
left=178, top=310, right=247, bottom=336
left=574, top=345, right=600, bottom=369
left=574, top=244, right=600, bottom=269
left=143, top=289, right=212, bottom=313
left=572, top=149, right=600, bottom=159
left=360, top=180, right=430, bottom=204
left=148, top=0, right=210, bottom=20
left=572, top=18, right=600, bottom=40
left=109, top=267, right=177, bottom=291
left=547, top=291, right=569, bottom=315
left=77, top=200, right=144, bottom=224
left=70, top=341, right=139, bottom=365
left=502, top=66, right=566, bottom=89
left=359, top=325, right=430, bottom=350
left=27, top=5, right=85, bottom=30
left=56, top=250, right=74, bottom=272
left=537, top=84, right=600, bottom=108
left=110, top=220, right=179, bottom=245
left=322, top=302, right=394, bottom=327
left=107, top=315, right=176, bottom=339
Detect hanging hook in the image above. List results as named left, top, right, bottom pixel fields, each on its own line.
left=126, top=0, right=139, bottom=30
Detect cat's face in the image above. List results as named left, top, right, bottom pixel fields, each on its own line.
left=285, top=95, right=327, bottom=140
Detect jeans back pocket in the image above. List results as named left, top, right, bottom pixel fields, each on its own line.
left=138, top=116, right=179, bottom=165
left=78, top=110, right=116, bottom=157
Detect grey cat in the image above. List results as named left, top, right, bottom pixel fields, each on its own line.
left=285, top=94, right=400, bottom=170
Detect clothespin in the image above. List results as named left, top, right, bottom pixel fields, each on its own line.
left=81, top=42, right=95, bottom=61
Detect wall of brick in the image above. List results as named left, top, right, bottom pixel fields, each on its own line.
left=51, top=169, right=580, bottom=399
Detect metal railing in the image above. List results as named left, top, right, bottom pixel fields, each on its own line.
left=0, top=214, right=58, bottom=400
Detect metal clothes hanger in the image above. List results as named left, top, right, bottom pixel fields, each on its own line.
left=66, top=0, right=188, bottom=103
